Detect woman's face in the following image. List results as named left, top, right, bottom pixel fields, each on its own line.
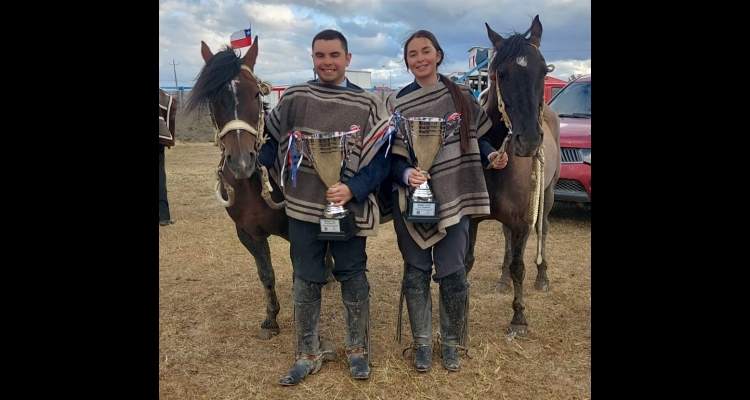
left=406, top=37, right=441, bottom=84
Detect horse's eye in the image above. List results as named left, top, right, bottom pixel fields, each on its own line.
left=497, top=72, right=505, bottom=81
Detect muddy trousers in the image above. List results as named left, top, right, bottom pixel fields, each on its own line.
left=279, top=273, right=370, bottom=385
left=403, top=263, right=433, bottom=371
left=341, top=272, right=370, bottom=379
left=437, top=267, right=469, bottom=371
left=403, top=264, right=469, bottom=371
left=278, top=277, right=324, bottom=386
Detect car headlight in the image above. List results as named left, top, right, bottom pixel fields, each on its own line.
left=581, top=149, right=591, bottom=165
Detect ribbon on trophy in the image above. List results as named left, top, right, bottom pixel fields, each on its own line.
left=363, top=110, right=403, bottom=157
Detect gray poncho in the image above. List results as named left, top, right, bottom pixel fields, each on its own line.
left=385, top=82, right=492, bottom=249
left=265, top=81, right=390, bottom=236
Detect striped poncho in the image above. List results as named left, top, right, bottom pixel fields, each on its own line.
left=265, top=81, right=390, bottom=236
left=385, top=82, right=492, bottom=249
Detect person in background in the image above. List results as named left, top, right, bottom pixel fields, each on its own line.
left=159, top=87, right=177, bottom=226
left=384, top=29, right=508, bottom=373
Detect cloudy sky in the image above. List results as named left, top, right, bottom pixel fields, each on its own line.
left=159, top=0, right=591, bottom=90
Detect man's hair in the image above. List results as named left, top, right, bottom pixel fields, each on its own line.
left=312, top=29, right=349, bottom=54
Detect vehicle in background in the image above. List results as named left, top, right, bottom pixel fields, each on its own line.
left=548, top=74, right=591, bottom=208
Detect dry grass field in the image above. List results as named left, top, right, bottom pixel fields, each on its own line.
left=158, top=141, right=591, bottom=400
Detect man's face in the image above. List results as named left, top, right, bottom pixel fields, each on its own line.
left=312, top=39, right=351, bottom=85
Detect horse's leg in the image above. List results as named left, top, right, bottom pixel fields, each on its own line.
left=324, top=246, right=337, bottom=290
left=464, top=218, right=480, bottom=276
left=236, top=225, right=280, bottom=340
left=507, top=224, right=531, bottom=335
left=534, top=186, right=555, bottom=292
left=495, top=225, right=514, bottom=293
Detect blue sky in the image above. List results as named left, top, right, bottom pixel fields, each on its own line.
left=158, top=0, right=591, bottom=90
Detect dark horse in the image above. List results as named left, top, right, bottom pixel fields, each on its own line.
left=183, top=37, right=333, bottom=340
left=464, top=16, right=561, bottom=335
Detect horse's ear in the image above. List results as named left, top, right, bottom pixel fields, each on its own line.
left=200, top=41, right=214, bottom=62
left=528, top=15, right=543, bottom=47
left=242, top=36, right=259, bottom=68
left=486, top=22, right=505, bottom=49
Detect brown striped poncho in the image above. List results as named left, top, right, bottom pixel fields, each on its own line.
left=265, top=81, right=390, bottom=236
left=385, top=82, right=492, bottom=249
left=159, top=87, right=177, bottom=147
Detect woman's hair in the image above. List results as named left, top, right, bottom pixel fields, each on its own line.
left=403, top=30, right=471, bottom=154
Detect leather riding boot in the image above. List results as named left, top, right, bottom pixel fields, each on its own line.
left=341, top=273, right=371, bottom=380
left=403, top=263, right=433, bottom=372
left=279, top=278, right=323, bottom=386
left=438, top=268, right=469, bottom=372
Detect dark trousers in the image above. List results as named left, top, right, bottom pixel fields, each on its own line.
left=391, top=190, right=469, bottom=280
left=288, top=217, right=368, bottom=284
left=159, top=145, right=171, bottom=221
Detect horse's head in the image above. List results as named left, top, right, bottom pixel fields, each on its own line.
left=486, top=16, right=550, bottom=157
left=184, top=37, right=272, bottom=180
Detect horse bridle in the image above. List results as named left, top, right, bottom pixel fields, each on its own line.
left=211, top=64, right=279, bottom=206
left=210, top=64, right=273, bottom=153
left=495, top=43, right=554, bottom=138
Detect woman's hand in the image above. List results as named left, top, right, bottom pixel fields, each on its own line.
left=488, top=151, right=508, bottom=169
left=408, top=167, right=429, bottom=188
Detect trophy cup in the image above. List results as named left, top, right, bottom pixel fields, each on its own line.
left=295, top=129, right=360, bottom=241
left=402, top=114, right=461, bottom=223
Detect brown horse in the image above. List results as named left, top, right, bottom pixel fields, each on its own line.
left=464, top=16, right=561, bottom=335
left=182, top=37, right=333, bottom=340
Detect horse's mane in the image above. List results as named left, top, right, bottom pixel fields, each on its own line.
left=488, top=27, right=534, bottom=73
left=183, top=45, right=242, bottom=116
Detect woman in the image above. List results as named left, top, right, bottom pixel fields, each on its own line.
left=385, top=30, right=507, bottom=372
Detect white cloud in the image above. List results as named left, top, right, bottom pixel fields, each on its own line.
left=159, top=0, right=590, bottom=89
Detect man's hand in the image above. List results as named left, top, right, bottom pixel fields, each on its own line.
left=326, top=182, right=354, bottom=206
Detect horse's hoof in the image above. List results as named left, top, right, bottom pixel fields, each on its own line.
left=258, top=327, right=280, bottom=340
left=508, top=324, right=528, bottom=336
left=534, top=280, right=550, bottom=291
left=321, top=340, right=337, bottom=361
left=494, top=281, right=512, bottom=293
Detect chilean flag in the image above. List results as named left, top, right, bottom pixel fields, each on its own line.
left=230, top=28, right=252, bottom=49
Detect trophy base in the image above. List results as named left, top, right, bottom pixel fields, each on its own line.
left=404, top=198, right=440, bottom=223
left=319, top=212, right=360, bottom=241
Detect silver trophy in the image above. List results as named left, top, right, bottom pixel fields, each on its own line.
left=402, top=114, right=461, bottom=223
left=295, top=129, right=360, bottom=241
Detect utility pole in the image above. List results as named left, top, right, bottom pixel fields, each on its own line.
left=381, top=65, right=392, bottom=88
left=169, top=59, right=180, bottom=88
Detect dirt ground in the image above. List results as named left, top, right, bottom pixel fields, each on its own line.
left=158, top=133, right=591, bottom=399
left=175, top=107, right=217, bottom=143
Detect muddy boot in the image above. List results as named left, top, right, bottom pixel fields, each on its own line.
left=404, top=264, right=433, bottom=372
left=279, top=278, right=324, bottom=386
left=438, top=268, right=469, bottom=372
left=341, top=272, right=371, bottom=380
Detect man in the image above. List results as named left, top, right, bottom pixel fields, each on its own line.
left=159, top=87, right=177, bottom=226
left=260, top=29, right=392, bottom=386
